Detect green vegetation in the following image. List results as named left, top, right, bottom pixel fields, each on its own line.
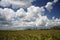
left=0, top=30, right=60, bottom=40
left=51, top=26, right=60, bottom=30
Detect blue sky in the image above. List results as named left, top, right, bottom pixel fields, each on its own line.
left=0, top=0, right=60, bottom=30
left=0, top=0, right=60, bottom=19
left=32, top=0, right=60, bottom=19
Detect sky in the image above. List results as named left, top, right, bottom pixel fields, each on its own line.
left=32, top=0, right=60, bottom=19
left=0, top=0, right=60, bottom=30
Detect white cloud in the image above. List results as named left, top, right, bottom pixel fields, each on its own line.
left=0, top=5, right=60, bottom=30
left=53, top=0, right=58, bottom=3
left=0, top=0, right=35, bottom=8
left=45, top=0, right=58, bottom=11
left=45, top=2, right=53, bottom=11
left=45, top=18, right=60, bottom=28
left=0, top=8, right=15, bottom=21
left=0, top=0, right=60, bottom=30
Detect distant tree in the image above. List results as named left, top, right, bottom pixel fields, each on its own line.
left=51, top=26, right=60, bottom=30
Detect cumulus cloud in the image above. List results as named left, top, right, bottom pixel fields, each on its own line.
left=0, top=0, right=35, bottom=8
left=45, top=2, right=53, bottom=11
left=45, top=0, right=58, bottom=11
left=53, top=0, right=58, bottom=3
left=0, top=0, right=60, bottom=30
left=0, top=6, right=60, bottom=30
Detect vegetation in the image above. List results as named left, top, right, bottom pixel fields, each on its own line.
left=0, top=30, right=60, bottom=40
left=51, top=26, right=60, bottom=30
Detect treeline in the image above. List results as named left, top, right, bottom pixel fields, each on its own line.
left=26, top=26, right=60, bottom=30
left=51, top=26, right=60, bottom=30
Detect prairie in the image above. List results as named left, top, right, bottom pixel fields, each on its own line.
left=0, top=30, right=60, bottom=40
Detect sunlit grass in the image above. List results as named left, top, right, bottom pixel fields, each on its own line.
left=0, top=30, right=60, bottom=40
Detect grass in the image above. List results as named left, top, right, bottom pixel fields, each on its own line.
left=0, top=30, right=60, bottom=40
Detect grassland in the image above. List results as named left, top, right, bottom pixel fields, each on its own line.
left=0, top=30, right=60, bottom=40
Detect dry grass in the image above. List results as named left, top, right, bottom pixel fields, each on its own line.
left=0, top=30, right=60, bottom=40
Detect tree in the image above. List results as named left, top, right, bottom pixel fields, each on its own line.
left=51, top=26, right=60, bottom=30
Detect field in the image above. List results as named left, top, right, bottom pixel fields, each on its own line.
left=0, top=30, right=60, bottom=40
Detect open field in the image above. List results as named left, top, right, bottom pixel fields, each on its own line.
left=0, top=30, right=60, bottom=40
